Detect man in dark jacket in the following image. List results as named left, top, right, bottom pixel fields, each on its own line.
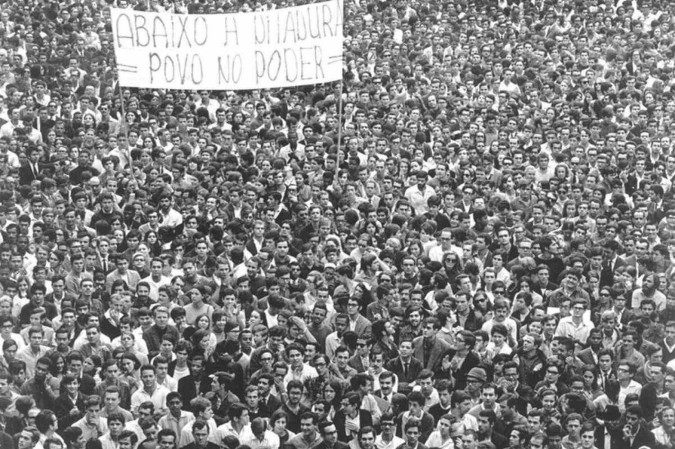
left=177, top=356, right=210, bottom=412
left=333, top=392, right=373, bottom=443
left=610, top=405, right=655, bottom=449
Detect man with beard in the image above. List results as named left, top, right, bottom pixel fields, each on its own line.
left=547, top=269, right=590, bottom=308
left=630, top=273, right=666, bottom=311
left=157, top=194, right=183, bottom=229
left=404, top=171, right=435, bottom=215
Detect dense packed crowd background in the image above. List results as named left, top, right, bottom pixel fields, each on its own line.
left=0, top=0, right=674, bottom=449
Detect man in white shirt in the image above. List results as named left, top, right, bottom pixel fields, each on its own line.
left=555, top=299, right=594, bottom=345
left=216, top=403, right=253, bottom=442
left=158, top=392, right=195, bottom=448
left=241, top=417, right=280, bottom=449
left=404, top=171, right=435, bottom=216
left=283, top=343, right=318, bottom=389
left=428, top=229, right=463, bottom=263
left=130, top=365, right=169, bottom=417
left=140, top=258, right=170, bottom=301
left=374, top=413, right=403, bottom=449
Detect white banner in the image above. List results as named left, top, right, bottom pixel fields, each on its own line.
left=110, top=0, right=343, bottom=90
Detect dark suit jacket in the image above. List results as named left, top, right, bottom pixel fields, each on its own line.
left=396, top=412, right=435, bottom=441
left=333, top=409, right=373, bottom=442
left=19, top=162, right=47, bottom=185
left=177, top=375, right=211, bottom=412
left=55, top=393, right=86, bottom=429
left=259, top=393, right=283, bottom=417
left=181, top=443, right=221, bottom=449
left=638, top=382, right=661, bottom=422
left=99, top=313, right=124, bottom=340
left=624, top=174, right=640, bottom=196
left=143, top=324, right=181, bottom=359
left=600, top=258, right=626, bottom=288
left=350, top=314, right=372, bottom=337
left=660, top=338, right=675, bottom=364
left=611, top=424, right=655, bottom=449
left=79, top=374, right=97, bottom=396
left=452, top=309, right=484, bottom=333
left=576, top=347, right=599, bottom=366
left=532, top=281, right=558, bottom=302
left=489, top=431, right=509, bottom=449
left=395, top=443, right=428, bottom=449
left=0, top=430, right=12, bottom=449
left=348, top=355, right=368, bottom=373
left=412, top=336, right=452, bottom=371
left=445, top=350, right=480, bottom=390
left=315, top=441, right=349, bottom=449
left=385, top=357, right=423, bottom=393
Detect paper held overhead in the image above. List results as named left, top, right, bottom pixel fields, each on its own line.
left=110, top=0, right=344, bottom=90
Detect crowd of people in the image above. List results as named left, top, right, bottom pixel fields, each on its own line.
left=0, top=0, right=674, bottom=449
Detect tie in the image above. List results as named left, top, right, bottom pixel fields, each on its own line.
left=404, top=362, right=409, bottom=377
left=102, top=258, right=107, bottom=273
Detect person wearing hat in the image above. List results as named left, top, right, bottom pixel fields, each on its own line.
left=465, top=367, right=488, bottom=404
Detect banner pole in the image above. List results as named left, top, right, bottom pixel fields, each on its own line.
left=118, top=87, right=137, bottom=186
left=336, top=79, right=344, bottom=154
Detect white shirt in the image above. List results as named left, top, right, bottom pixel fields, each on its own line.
left=73, top=331, right=112, bottom=351
left=375, top=434, right=404, bottom=449
left=160, top=208, right=183, bottom=228
left=283, top=363, right=318, bottom=388
left=618, top=380, right=642, bottom=413
left=130, top=384, right=170, bottom=415
left=241, top=430, right=281, bottom=449
left=555, top=316, right=594, bottom=344
left=140, top=275, right=170, bottom=301
left=0, top=332, right=26, bottom=355
left=404, top=184, right=436, bottom=215
left=216, top=422, right=254, bottom=443
left=157, top=375, right=178, bottom=392
left=425, top=431, right=455, bottom=449
left=180, top=418, right=220, bottom=447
